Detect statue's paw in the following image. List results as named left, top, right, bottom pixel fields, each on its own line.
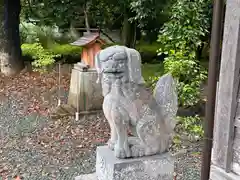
left=145, top=147, right=155, bottom=156
left=107, top=139, right=116, bottom=150
left=128, top=137, right=141, bottom=146
left=130, top=145, right=145, bottom=157
left=114, top=144, right=131, bottom=158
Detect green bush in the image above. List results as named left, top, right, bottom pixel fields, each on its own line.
left=149, top=53, right=207, bottom=107
left=136, top=42, right=161, bottom=55
left=50, top=44, right=82, bottom=56
left=136, top=42, right=163, bottom=63
left=21, top=43, right=58, bottom=71
left=50, top=44, right=82, bottom=63
left=173, top=115, right=204, bottom=148
left=102, top=42, right=163, bottom=64
left=153, top=53, right=208, bottom=107
left=142, top=63, right=164, bottom=87
left=176, top=115, right=204, bottom=141
left=163, top=50, right=207, bottom=106
left=20, top=22, right=80, bottom=47
left=21, top=43, right=83, bottom=70
left=20, top=22, right=40, bottom=44
left=20, top=22, right=61, bottom=48
left=156, top=0, right=212, bottom=107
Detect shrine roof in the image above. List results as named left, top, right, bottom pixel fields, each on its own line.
left=70, top=32, right=105, bottom=47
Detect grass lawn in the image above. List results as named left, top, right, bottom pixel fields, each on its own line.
left=142, top=63, right=164, bottom=85
left=142, top=60, right=209, bottom=78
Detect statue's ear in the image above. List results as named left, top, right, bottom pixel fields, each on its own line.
left=125, top=47, right=145, bottom=84
left=95, top=51, right=102, bottom=83
left=95, top=51, right=101, bottom=73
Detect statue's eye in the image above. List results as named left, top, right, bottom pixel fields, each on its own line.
left=119, top=63, right=124, bottom=68
left=113, top=52, right=127, bottom=61
left=101, top=58, right=108, bottom=62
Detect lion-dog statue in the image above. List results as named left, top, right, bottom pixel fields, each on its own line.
left=95, top=45, right=178, bottom=159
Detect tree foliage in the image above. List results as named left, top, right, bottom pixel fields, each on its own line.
left=21, top=0, right=85, bottom=27
left=21, top=0, right=170, bottom=42
left=20, top=0, right=168, bottom=48
left=157, top=0, right=212, bottom=107
left=158, top=0, right=212, bottom=55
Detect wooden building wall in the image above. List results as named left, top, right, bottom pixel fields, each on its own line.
left=232, top=99, right=240, bottom=175
left=210, top=0, right=240, bottom=179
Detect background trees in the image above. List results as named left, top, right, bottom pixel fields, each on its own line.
left=14, top=0, right=213, bottom=108
left=157, top=0, right=212, bottom=107
left=20, top=0, right=171, bottom=46
left=2, top=0, right=213, bottom=109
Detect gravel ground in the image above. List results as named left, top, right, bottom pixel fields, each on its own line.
left=174, top=145, right=202, bottom=180
left=0, top=96, right=108, bottom=180
left=0, top=66, right=202, bottom=180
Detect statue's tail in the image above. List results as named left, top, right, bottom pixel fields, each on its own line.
left=153, top=73, right=178, bottom=132
left=135, top=74, right=178, bottom=149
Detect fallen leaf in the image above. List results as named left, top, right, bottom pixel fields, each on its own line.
left=14, top=176, right=21, bottom=180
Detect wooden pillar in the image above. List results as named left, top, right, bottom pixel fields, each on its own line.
left=211, top=0, right=240, bottom=173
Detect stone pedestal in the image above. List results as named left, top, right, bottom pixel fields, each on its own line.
left=210, top=165, right=240, bottom=180
left=67, top=63, right=103, bottom=113
left=76, top=146, right=174, bottom=180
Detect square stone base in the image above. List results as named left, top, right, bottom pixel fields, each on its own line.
left=95, top=146, right=174, bottom=180
left=67, top=65, right=103, bottom=113
left=75, top=146, right=174, bottom=180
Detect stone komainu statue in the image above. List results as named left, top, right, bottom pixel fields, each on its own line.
left=95, top=45, right=178, bottom=159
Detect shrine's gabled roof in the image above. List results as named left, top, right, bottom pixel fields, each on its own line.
left=70, top=32, right=105, bottom=47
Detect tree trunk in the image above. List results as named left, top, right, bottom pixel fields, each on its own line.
left=84, top=10, right=90, bottom=33
left=0, top=0, right=25, bottom=76
left=84, top=1, right=91, bottom=33
left=122, top=14, right=137, bottom=48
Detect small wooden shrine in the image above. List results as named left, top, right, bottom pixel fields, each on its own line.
left=70, top=31, right=106, bottom=68
left=67, top=30, right=107, bottom=115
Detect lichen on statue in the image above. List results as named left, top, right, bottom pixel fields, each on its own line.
left=95, top=45, right=178, bottom=159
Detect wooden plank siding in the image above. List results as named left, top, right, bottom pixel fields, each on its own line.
left=233, top=93, right=240, bottom=175
left=232, top=125, right=240, bottom=175
left=211, top=0, right=240, bottom=173
left=210, top=165, right=240, bottom=180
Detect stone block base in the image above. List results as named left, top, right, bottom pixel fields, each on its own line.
left=210, top=165, right=240, bottom=180
left=67, top=63, right=103, bottom=113
left=75, top=146, right=174, bottom=180
left=95, top=146, right=174, bottom=180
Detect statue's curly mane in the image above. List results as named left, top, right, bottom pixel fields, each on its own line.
left=101, top=73, right=141, bottom=101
